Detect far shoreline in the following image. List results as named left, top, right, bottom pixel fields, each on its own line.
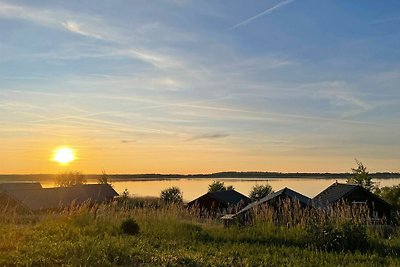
left=1, top=171, right=400, bottom=182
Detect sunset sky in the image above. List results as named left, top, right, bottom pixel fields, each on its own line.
left=1, top=0, right=400, bottom=174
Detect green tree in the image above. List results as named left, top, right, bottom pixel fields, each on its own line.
left=378, top=185, right=400, bottom=210
left=97, top=170, right=110, bottom=184
left=160, top=187, right=183, bottom=204
left=249, top=184, right=274, bottom=201
left=208, top=181, right=234, bottom=192
left=346, top=159, right=375, bottom=191
left=55, top=171, right=86, bottom=187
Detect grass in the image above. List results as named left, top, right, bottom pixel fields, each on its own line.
left=1, top=199, right=400, bottom=266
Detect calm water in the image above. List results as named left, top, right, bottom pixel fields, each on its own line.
left=40, top=178, right=400, bottom=201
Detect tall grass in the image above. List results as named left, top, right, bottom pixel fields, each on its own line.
left=0, top=198, right=399, bottom=266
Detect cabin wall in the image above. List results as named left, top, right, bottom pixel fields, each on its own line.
left=0, top=193, right=24, bottom=211
left=344, top=189, right=392, bottom=221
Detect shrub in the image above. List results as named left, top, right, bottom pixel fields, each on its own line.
left=208, top=181, right=234, bottom=192
left=55, top=171, right=86, bottom=187
left=160, top=187, right=183, bottom=204
left=306, top=220, right=368, bottom=252
left=120, top=218, right=140, bottom=235
left=249, top=184, right=273, bottom=201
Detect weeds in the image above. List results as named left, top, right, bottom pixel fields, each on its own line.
left=0, top=198, right=399, bottom=266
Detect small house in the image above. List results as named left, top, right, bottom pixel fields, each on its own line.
left=221, top=187, right=312, bottom=225
left=0, top=183, right=119, bottom=211
left=187, top=190, right=251, bottom=217
left=313, top=182, right=393, bottom=223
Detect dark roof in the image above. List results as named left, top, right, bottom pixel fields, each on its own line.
left=313, top=182, right=392, bottom=208
left=0, top=182, right=42, bottom=192
left=3, top=184, right=119, bottom=211
left=188, top=189, right=251, bottom=206
left=235, top=187, right=312, bottom=214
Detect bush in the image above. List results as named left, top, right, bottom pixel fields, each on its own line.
left=249, top=184, right=273, bottom=201
left=120, top=218, right=140, bottom=235
left=55, top=171, right=86, bottom=187
left=208, top=181, right=234, bottom=192
left=306, top=220, right=368, bottom=252
left=160, top=187, right=183, bottom=204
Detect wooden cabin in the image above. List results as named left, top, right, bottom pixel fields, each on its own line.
left=221, top=187, right=312, bottom=225
left=187, top=190, right=251, bottom=218
left=313, top=182, right=394, bottom=223
left=0, top=183, right=119, bottom=212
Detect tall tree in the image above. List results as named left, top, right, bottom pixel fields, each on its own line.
left=347, top=159, right=374, bottom=191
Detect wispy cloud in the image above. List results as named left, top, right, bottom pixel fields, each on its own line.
left=231, top=0, right=295, bottom=29
left=188, top=133, right=230, bottom=141
left=369, top=16, right=400, bottom=25
left=61, top=20, right=104, bottom=39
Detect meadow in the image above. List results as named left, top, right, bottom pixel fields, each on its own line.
left=1, top=198, right=400, bottom=267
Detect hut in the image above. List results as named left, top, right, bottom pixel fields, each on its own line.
left=313, top=182, right=393, bottom=223
left=187, top=190, right=251, bottom=218
left=0, top=182, right=42, bottom=192
left=0, top=183, right=119, bottom=211
left=221, top=187, right=312, bottom=225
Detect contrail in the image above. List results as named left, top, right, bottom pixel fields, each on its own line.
left=231, top=0, right=295, bottom=29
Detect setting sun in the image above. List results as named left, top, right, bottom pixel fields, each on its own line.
left=53, top=147, right=75, bottom=165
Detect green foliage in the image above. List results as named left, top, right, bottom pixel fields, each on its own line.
left=1, top=204, right=400, bottom=266
left=306, top=220, right=368, bottom=252
left=347, top=159, right=375, bottom=191
left=378, top=185, right=400, bottom=211
left=249, top=184, right=273, bottom=201
left=97, top=170, right=110, bottom=185
left=55, top=171, right=87, bottom=187
left=160, top=186, right=183, bottom=204
left=208, top=181, right=234, bottom=192
left=120, top=218, right=140, bottom=235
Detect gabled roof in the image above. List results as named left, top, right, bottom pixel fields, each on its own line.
left=0, top=182, right=42, bottom=192
left=234, top=187, right=312, bottom=215
left=188, top=189, right=251, bottom=207
left=313, top=182, right=392, bottom=209
left=3, top=184, right=119, bottom=211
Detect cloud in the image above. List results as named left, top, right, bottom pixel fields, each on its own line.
left=231, top=0, right=295, bottom=29
left=369, top=16, right=400, bottom=25
left=0, top=1, right=108, bottom=40
left=61, top=20, right=104, bottom=39
left=188, top=133, right=230, bottom=141
left=121, top=140, right=136, bottom=144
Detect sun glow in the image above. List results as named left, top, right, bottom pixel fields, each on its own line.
left=53, top=147, right=75, bottom=165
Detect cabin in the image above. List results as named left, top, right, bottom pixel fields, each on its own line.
left=221, top=187, right=312, bottom=225
left=187, top=190, right=251, bottom=217
left=0, top=183, right=119, bottom=211
left=0, top=182, right=42, bottom=192
left=313, top=182, right=394, bottom=223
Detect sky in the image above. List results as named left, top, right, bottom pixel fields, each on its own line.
left=0, top=0, right=400, bottom=174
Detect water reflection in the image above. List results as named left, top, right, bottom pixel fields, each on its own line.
left=106, top=178, right=400, bottom=201
left=39, top=178, right=400, bottom=201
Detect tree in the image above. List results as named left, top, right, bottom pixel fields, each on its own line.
left=55, top=171, right=86, bottom=187
left=160, top=187, right=183, bottom=204
left=208, top=181, right=235, bottom=192
left=346, top=159, right=375, bottom=191
left=378, top=185, right=400, bottom=211
left=249, top=184, right=274, bottom=201
left=97, top=170, right=110, bottom=184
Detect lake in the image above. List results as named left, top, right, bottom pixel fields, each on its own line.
left=41, top=177, right=400, bottom=201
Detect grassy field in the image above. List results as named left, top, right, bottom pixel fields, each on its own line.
left=1, top=199, right=400, bottom=266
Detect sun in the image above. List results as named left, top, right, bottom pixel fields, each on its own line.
left=53, top=147, right=75, bottom=165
